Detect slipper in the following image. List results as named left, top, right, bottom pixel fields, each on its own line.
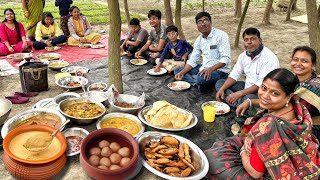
left=5, top=96, right=29, bottom=104
left=14, top=92, right=39, bottom=97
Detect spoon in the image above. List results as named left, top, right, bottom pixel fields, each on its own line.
left=23, top=119, right=70, bottom=152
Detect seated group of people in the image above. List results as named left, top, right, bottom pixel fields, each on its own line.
left=0, top=6, right=101, bottom=55
left=120, top=10, right=320, bottom=179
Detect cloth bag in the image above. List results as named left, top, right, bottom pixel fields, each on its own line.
left=19, top=62, right=48, bottom=92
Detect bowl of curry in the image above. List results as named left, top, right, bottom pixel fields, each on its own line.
left=59, top=97, right=106, bottom=125
left=96, top=112, right=144, bottom=137
left=1, top=108, right=67, bottom=139
left=108, top=94, right=145, bottom=115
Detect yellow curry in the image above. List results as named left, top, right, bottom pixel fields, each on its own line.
left=63, top=102, right=104, bottom=118
left=101, top=117, right=140, bottom=136
left=9, top=131, right=61, bottom=161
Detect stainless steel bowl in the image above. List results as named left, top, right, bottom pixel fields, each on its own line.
left=137, top=105, right=198, bottom=131
left=108, top=94, right=145, bottom=115
left=80, top=91, right=108, bottom=106
left=58, top=97, right=106, bottom=125
left=55, top=76, right=88, bottom=90
left=62, top=127, right=89, bottom=156
left=60, top=66, right=89, bottom=75
left=53, top=92, right=80, bottom=105
left=1, top=108, right=67, bottom=138
left=137, top=131, right=209, bottom=180
left=96, top=112, right=145, bottom=137
left=87, top=82, right=108, bottom=92
left=0, top=98, right=12, bottom=126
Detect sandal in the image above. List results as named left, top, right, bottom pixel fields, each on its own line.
left=5, top=96, right=29, bottom=104
left=14, top=92, right=39, bottom=97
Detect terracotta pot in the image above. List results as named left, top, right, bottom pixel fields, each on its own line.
left=3, top=125, right=67, bottom=179
left=80, top=128, right=140, bottom=180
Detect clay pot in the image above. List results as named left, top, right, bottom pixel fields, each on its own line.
left=80, top=128, right=140, bottom=180
left=3, top=125, right=67, bottom=179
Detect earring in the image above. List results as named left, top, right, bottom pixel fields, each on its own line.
left=285, top=101, right=289, bottom=107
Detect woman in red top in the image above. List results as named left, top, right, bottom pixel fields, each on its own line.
left=205, top=68, right=319, bottom=179
left=0, top=8, right=32, bottom=55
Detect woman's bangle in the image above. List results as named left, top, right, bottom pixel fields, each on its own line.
left=247, top=98, right=252, bottom=107
left=240, top=149, right=246, bottom=156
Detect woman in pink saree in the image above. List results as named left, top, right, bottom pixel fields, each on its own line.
left=0, top=8, right=32, bottom=55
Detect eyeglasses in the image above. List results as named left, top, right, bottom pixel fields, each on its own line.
left=167, top=32, right=177, bottom=36
left=196, top=19, right=210, bottom=25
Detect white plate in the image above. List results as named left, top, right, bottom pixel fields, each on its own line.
left=168, top=81, right=191, bottom=91
left=130, top=59, right=148, bottom=66
left=137, top=105, right=198, bottom=131
left=201, top=101, right=230, bottom=115
left=37, top=53, right=61, bottom=60
left=137, top=131, right=209, bottom=180
left=6, top=53, right=33, bottom=61
left=33, top=98, right=57, bottom=109
left=147, top=68, right=167, bottom=76
left=91, top=44, right=105, bottom=49
left=45, top=46, right=61, bottom=52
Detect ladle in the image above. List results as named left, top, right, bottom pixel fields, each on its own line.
left=23, top=119, right=70, bottom=152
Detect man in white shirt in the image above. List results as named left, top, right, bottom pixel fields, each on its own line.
left=174, top=12, right=231, bottom=93
left=215, top=27, right=279, bottom=108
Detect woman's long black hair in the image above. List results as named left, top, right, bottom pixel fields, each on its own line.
left=3, top=8, right=22, bottom=41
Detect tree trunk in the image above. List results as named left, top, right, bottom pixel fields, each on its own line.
left=202, top=0, right=205, bottom=12
left=124, top=0, right=130, bottom=27
left=175, top=0, right=185, bottom=40
left=285, top=0, right=294, bottom=21
left=262, top=0, right=274, bottom=25
left=107, top=0, right=123, bottom=93
left=234, top=0, right=251, bottom=48
left=306, top=0, right=320, bottom=73
left=164, top=0, right=174, bottom=26
left=234, top=0, right=242, bottom=18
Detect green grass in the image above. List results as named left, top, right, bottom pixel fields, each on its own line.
left=0, top=0, right=145, bottom=25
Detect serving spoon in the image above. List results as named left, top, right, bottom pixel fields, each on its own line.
left=23, top=119, right=70, bottom=152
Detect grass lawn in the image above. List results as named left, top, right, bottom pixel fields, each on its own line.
left=0, top=0, right=145, bottom=25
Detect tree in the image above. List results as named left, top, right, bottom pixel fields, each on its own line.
left=262, top=0, right=274, bottom=25
left=305, top=0, right=320, bottom=73
left=164, top=0, right=174, bottom=26
left=234, top=0, right=242, bottom=18
left=234, top=0, right=251, bottom=48
left=124, top=0, right=130, bottom=27
left=175, top=0, right=185, bottom=40
left=285, top=0, right=295, bottom=21
left=107, top=0, right=123, bottom=93
left=202, top=0, right=205, bottom=11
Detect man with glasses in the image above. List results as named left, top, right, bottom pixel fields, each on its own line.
left=135, top=10, right=168, bottom=65
left=215, top=27, right=279, bottom=108
left=174, top=12, right=231, bottom=93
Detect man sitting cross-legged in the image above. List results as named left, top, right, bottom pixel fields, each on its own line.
left=215, top=27, right=279, bottom=108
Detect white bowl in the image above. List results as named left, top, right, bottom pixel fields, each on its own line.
left=96, top=112, right=145, bottom=137
left=62, top=127, right=89, bottom=156
left=61, top=66, right=89, bottom=75
left=80, top=91, right=109, bottom=106
left=108, top=94, right=145, bottom=115
left=137, top=131, right=209, bottom=180
left=53, top=92, right=80, bottom=105
left=55, top=76, right=88, bottom=90
left=1, top=108, right=67, bottom=138
left=0, top=98, right=12, bottom=126
left=87, top=82, right=108, bottom=92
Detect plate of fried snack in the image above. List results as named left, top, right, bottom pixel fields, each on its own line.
left=137, top=100, right=198, bottom=131
left=137, top=131, right=209, bottom=179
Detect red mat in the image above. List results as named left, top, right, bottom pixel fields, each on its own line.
left=1, top=33, right=127, bottom=69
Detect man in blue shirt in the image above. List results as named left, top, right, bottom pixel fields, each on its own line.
left=175, top=12, right=231, bottom=93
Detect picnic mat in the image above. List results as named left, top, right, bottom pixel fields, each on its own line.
left=291, top=14, right=308, bottom=23
left=0, top=33, right=127, bottom=69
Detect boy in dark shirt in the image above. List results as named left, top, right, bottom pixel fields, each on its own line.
left=154, top=25, right=193, bottom=73
left=55, top=0, right=73, bottom=37
left=120, top=18, right=149, bottom=57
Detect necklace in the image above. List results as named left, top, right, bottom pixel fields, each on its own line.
left=276, top=108, right=294, bottom=117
